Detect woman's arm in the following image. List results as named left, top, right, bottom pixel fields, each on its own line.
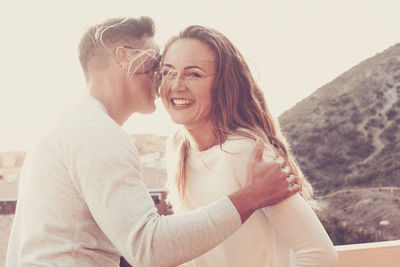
left=263, top=194, right=337, bottom=267
left=228, top=138, right=337, bottom=267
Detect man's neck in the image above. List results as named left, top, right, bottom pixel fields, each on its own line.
left=87, top=71, right=132, bottom=126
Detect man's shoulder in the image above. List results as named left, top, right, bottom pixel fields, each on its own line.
left=43, top=97, right=127, bottom=148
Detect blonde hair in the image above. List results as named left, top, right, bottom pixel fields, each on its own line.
left=163, top=25, right=313, bottom=205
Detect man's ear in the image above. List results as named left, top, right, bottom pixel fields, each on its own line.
left=115, top=46, right=128, bottom=69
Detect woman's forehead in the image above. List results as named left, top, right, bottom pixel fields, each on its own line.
left=163, top=39, right=216, bottom=69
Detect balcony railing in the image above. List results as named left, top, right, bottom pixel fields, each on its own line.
left=1, top=202, right=399, bottom=267
left=335, top=240, right=400, bottom=267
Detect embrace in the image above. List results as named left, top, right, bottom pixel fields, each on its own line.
left=6, top=16, right=337, bottom=267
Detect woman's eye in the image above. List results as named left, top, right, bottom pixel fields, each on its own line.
left=160, top=70, right=177, bottom=80
left=187, top=72, right=201, bottom=78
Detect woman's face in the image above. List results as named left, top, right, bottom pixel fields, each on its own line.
left=160, top=38, right=216, bottom=130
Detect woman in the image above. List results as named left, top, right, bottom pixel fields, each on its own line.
left=160, top=25, right=337, bottom=267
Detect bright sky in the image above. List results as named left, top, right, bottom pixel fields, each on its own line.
left=1, top=0, right=399, bottom=151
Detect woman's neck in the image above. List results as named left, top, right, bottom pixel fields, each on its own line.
left=185, top=122, right=218, bottom=151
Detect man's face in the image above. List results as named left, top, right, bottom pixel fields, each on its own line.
left=122, top=37, right=160, bottom=114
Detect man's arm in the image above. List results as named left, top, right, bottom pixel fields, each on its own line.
left=72, top=129, right=296, bottom=267
left=229, top=139, right=300, bottom=223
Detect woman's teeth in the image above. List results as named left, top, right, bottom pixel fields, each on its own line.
left=172, top=99, right=194, bottom=106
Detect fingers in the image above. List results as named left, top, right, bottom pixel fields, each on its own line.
left=282, top=165, right=290, bottom=174
left=286, top=174, right=296, bottom=184
left=286, top=174, right=300, bottom=194
left=248, top=160, right=301, bottom=207
left=275, top=156, right=285, bottom=165
left=288, top=183, right=300, bottom=193
left=276, top=157, right=293, bottom=179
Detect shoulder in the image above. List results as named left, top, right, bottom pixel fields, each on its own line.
left=222, top=136, right=256, bottom=154
left=222, top=135, right=276, bottom=161
left=43, top=97, right=136, bottom=158
left=66, top=99, right=127, bottom=142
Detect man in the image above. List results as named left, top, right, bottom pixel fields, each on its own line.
left=6, top=17, right=299, bottom=267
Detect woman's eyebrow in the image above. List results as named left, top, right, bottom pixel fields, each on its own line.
left=161, top=63, right=206, bottom=72
left=184, top=66, right=205, bottom=72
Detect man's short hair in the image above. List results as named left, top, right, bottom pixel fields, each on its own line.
left=78, top=16, right=155, bottom=79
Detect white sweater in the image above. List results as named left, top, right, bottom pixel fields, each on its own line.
left=166, top=136, right=338, bottom=267
left=6, top=96, right=242, bottom=267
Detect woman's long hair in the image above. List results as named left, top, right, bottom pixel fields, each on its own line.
left=163, top=25, right=313, bottom=205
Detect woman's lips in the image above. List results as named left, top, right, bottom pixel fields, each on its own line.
left=170, top=98, right=195, bottom=108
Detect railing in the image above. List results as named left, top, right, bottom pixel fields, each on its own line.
left=335, top=240, right=400, bottom=267
left=1, top=206, right=399, bottom=267
left=0, top=201, right=17, bottom=215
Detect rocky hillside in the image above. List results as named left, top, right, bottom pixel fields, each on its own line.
left=316, top=187, right=400, bottom=244
left=279, top=43, right=400, bottom=244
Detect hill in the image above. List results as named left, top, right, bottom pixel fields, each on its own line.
left=279, top=43, right=400, bottom=244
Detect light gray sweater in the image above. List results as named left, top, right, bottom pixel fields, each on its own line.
left=6, top=96, right=241, bottom=267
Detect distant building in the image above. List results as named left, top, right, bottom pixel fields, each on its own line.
left=0, top=152, right=25, bottom=214
left=140, top=152, right=166, bottom=169
left=142, top=166, right=170, bottom=215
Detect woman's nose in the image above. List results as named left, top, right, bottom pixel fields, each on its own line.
left=170, top=76, right=186, bottom=92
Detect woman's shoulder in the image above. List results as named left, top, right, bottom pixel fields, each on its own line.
left=223, top=134, right=276, bottom=161
left=222, top=135, right=256, bottom=154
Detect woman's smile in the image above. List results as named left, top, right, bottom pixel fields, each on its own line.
left=170, top=98, right=195, bottom=108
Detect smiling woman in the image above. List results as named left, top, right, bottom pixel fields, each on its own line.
left=161, top=25, right=337, bottom=267
left=5, top=15, right=306, bottom=267
left=160, top=38, right=215, bottom=133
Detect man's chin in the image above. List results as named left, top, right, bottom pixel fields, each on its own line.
left=138, top=104, right=156, bottom=114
